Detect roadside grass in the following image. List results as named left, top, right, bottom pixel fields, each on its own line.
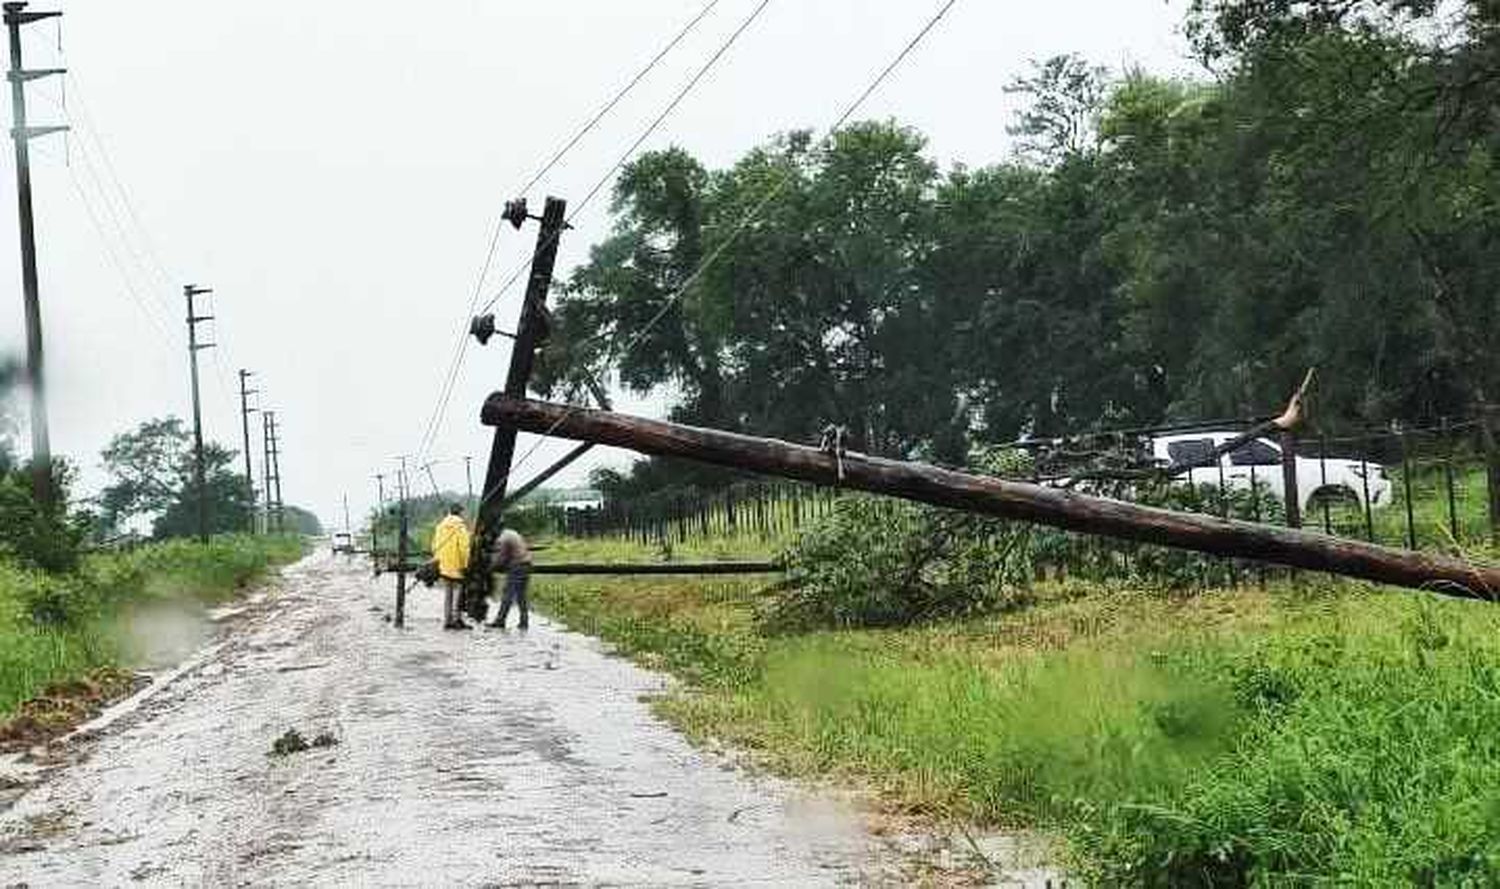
left=1318, top=462, right=1493, bottom=550
left=0, top=534, right=305, bottom=716
left=534, top=549, right=1500, bottom=884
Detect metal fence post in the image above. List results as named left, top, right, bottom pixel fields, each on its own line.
left=1441, top=417, right=1459, bottom=544
left=1318, top=432, right=1331, bottom=534
left=1280, top=428, right=1301, bottom=529
left=1401, top=429, right=1417, bottom=550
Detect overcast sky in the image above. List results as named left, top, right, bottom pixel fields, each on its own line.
left=0, top=0, right=1196, bottom=530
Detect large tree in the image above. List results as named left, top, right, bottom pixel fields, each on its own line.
left=98, top=417, right=251, bottom=539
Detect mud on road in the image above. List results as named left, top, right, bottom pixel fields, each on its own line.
left=0, top=552, right=1053, bottom=886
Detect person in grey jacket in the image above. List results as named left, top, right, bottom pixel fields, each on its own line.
left=485, top=528, right=532, bottom=630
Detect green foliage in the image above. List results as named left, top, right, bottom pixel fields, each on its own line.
left=0, top=534, right=302, bottom=714
left=776, top=475, right=1283, bottom=630
left=0, top=458, right=89, bottom=573
left=1069, top=596, right=1500, bottom=886
left=540, top=0, right=1500, bottom=509
left=536, top=545, right=1500, bottom=885
left=279, top=505, right=323, bottom=536
left=98, top=416, right=252, bottom=539
left=777, top=495, right=1034, bottom=630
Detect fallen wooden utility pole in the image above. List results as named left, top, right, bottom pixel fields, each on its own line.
left=382, top=560, right=780, bottom=576
left=481, top=395, right=1500, bottom=600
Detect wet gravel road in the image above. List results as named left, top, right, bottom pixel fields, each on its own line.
left=0, top=552, right=933, bottom=886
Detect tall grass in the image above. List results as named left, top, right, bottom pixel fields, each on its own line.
left=0, top=534, right=304, bottom=715
left=535, top=565, right=1500, bottom=884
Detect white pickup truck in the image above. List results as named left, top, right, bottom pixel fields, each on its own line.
left=1150, top=432, right=1391, bottom=511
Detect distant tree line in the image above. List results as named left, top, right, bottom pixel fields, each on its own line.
left=538, top=0, right=1500, bottom=498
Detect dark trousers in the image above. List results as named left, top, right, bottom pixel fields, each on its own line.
left=494, top=565, right=530, bottom=628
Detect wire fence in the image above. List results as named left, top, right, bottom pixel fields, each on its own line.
left=521, top=481, right=841, bottom=548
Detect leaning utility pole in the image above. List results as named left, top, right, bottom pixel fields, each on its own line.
left=477, top=196, right=567, bottom=531
left=4, top=2, right=66, bottom=506
left=184, top=284, right=215, bottom=543
left=238, top=369, right=258, bottom=532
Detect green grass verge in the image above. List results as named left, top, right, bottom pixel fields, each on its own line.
left=534, top=555, right=1500, bottom=885
left=0, top=534, right=305, bottom=715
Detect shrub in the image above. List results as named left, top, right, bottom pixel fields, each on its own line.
left=0, top=460, right=89, bottom=573
left=775, top=495, right=1036, bottom=629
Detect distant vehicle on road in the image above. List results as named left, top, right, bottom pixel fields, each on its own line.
left=1150, top=432, right=1391, bottom=511
left=331, top=531, right=354, bottom=555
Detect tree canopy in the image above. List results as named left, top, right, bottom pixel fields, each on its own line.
left=539, top=0, right=1500, bottom=495
left=98, top=417, right=252, bottom=539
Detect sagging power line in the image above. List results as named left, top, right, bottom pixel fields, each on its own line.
left=472, top=0, right=963, bottom=510
left=413, top=0, right=746, bottom=466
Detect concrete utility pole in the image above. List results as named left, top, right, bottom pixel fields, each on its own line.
left=263, top=411, right=283, bottom=533
left=342, top=493, right=351, bottom=534
left=464, top=455, right=474, bottom=514
left=268, top=413, right=284, bottom=532
left=238, top=369, right=258, bottom=532
left=184, top=285, right=215, bottom=543
left=393, top=456, right=410, bottom=627
left=372, top=473, right=385, bottom=554
left=261, top=411, right=273, bottom=533
left=4, top=2, right=66, bottom=507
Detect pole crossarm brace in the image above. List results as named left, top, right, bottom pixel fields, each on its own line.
left=7, top=66, right=62, bottom=83
left=2, top=7, right=61, bottom=26
left=482, top=394, right=1500, bottom=600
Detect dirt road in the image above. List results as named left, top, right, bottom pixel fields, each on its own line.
left=0, top=551, right=1035, bottom=886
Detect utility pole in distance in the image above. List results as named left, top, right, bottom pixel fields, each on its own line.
left=267, top=412, right=284, bottom=532
left=261, top=410, right=272, bottom=533
left=184, top=284, right=215, bottom=543
left=464, top=454, right=474, bottom=514
left=372, top=473, right=385, bottom=556
left=4, top=2, right=66, bottom=506
left=238, top=369, right=258, bottom=533
left=263, top=410, right=283, bottom=533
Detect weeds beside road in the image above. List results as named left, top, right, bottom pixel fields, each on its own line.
left=535, top=536, right=1500, bottom=884
left=0, top=535, right=305, bottom=719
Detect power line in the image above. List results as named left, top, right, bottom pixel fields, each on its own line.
left=413, top=0, right=723, bottom=465
left=65, top=124, right=178, bottom=324
left=416, top=0, right=773, bottom=465
left=479, top=0, right=962, bottom=507
left=60, top=71, right=175, bottom=290
left=476, top=0, right=775, bottom=319
left=64, top=165, right=178, bottom=345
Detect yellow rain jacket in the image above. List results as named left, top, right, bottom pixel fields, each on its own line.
left=431, top=515, right=471, bottom=581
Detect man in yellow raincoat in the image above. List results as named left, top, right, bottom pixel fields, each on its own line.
left=431, top=503, right=472, bottom=630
